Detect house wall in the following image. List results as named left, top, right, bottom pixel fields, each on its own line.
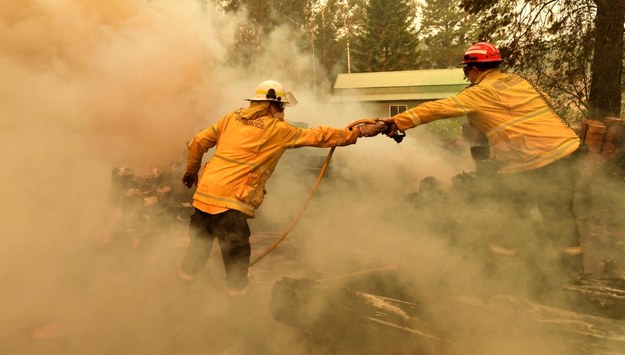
left=342, top=100, right=429, bottom=118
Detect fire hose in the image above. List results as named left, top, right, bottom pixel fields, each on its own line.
left=249, top=118, right=404, bottom=267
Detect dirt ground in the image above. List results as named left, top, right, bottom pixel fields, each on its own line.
left=8, top=220, right=624, bottom=355
left=1, top=227, right=341, bottom=355
left=4, top=161, right=625, bottom=355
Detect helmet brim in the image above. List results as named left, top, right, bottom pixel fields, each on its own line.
left=459, top=59, right=503, bottom=66
left=245, top=91, right=298, bottom=107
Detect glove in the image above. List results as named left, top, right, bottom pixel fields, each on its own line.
left=182, top=173, right=198, bottom=188
left=379, top=118, right=398, bottom=137
left=357, top=121, right=387, bottom=137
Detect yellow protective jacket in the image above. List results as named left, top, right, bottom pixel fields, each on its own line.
left=392, top=69, right=580, bottom=174
left=186, top=102, right=359, bottom=217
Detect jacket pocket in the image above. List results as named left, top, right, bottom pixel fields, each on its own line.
left=237, top=169, right=270, bottom=208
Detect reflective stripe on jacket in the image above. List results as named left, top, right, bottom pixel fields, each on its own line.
left=392, top=69, right=580, bottom=174
left=186, top=102, right=359, bottom=217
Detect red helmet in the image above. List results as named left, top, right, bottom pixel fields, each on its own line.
left=461, top=42, right=502, bottom=64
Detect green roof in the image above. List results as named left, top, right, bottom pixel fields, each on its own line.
left=331, top=68, right=467, bottom=102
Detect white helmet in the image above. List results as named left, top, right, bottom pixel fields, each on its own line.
left=246, top=80, right=298, bottom=106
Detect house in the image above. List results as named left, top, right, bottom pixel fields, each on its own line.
left=331, top=68, right=468, bottom=118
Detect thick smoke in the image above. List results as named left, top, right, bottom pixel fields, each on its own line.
left=1, top=1, right=253, bottom=353
left=1, top=1, right=620, bottom=354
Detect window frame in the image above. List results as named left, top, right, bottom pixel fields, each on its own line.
left=389, top=105, right=408, bottom=117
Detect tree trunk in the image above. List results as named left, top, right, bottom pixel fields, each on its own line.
left=588, top=0, right=625, bottom=120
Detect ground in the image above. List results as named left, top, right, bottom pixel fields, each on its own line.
left=5, top=157, right=625, bottom=355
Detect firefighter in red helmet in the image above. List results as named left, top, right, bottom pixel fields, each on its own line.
left=381, top=42, right=586, bottom=282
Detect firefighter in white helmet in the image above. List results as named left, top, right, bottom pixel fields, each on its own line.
left=381, top=42, right=586, bottom=281
left=179, top=80, right=386, bottom=296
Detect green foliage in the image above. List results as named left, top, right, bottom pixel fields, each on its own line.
left=427, top=118, right=463, bottom=141
left=307, top=0, right=368, bottom=90
left=352, top=0, right=421, bottom=72
left=311, top=0, right=367, bottom=78
left=312, top=1, right=342, bottom=76
left=419, top=0, right=478, bottom=69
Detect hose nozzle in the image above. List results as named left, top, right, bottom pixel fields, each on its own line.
left=381, top=120, right=405, bottom=143
left=390, top=130, right=405, bottom=143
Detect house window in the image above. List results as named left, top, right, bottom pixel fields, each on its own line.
left=389, top=105, right=407, bottom=117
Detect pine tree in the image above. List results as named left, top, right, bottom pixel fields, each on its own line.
left=420, top=0, right=476, bottom=69
left=352, top=0, right=420, bottom=72
left=312, top=0, right=344, bottom=77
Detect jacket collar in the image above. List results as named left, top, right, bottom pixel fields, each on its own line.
left=239, top=101, right=271, bottom=120
left=473, top=68, right=499, bottom=85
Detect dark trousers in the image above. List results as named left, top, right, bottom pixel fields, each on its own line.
left=180, top=208, right=251, bottom=290
left=494, top=157, right=580, bottom=252
left=489, top=150, right=586, bottom=274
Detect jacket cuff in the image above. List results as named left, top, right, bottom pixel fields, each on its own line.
left=394, top=110, right=421, bottom=131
